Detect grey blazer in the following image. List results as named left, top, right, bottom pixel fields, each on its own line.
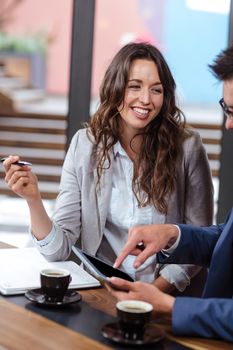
left=35, top=128, right=213, bottom=289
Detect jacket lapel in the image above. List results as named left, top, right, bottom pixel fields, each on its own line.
left=94, top=155, right=113, bottom=235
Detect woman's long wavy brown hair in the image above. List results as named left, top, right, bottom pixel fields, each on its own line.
left=87, top=42, right=186, bottom=214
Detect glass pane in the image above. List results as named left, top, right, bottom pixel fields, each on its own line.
left=0, top=0, right=73, bottom=245
left=0, top=0, right=72, bottom=114
left=92, top=0, right=230, bottom=112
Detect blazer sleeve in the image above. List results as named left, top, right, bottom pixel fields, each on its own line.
left=158, top=224, right=223, bottom=266
left=34, top=131, right=83, bottom=261
left=182, top=130, right=214, bottom=226
left=173, top=297, right=233, bottom=341
left=159, top=131, right=214, bottom=290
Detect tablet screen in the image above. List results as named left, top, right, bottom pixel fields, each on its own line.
left=72, top=247, right=134, bottom=283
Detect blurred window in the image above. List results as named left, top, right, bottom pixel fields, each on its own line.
left=0, top=0, right=72, bottom=114
left=92, top=0, right=231, bottom=124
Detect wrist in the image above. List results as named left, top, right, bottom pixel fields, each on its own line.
left=26, top=194, right=42, bottom=206
left=158, top=293, right=175, bottom=315
left=153, top=276, right=175, bottom=294
left=165, top=225, right=179, bottom=248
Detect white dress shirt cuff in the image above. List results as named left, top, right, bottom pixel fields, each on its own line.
left=161, top=225, right=181, bottom=257
left=159, top=264, right=190, bottom=291
left=30, top=223, right=63, bottom=256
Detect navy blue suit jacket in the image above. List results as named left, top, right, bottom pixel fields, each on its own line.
left=157, top=209, right=233, bottom=341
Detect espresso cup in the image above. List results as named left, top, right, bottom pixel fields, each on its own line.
left=40, top=268, right=72, bottom=302
left=116, top=300, right=153, bottom=341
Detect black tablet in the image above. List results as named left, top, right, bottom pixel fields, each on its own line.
left=72, top=247, right=134, bottom=284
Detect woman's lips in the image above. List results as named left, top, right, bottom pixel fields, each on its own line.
left=132, top=107, right=150, bottom=119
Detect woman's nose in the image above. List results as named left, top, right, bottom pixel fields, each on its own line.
left=139, top=89, right=150, bottom=104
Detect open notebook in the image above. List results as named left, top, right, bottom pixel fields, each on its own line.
left=0, top=247, right=100, bottom=295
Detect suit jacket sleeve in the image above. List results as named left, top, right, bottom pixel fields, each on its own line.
left=173, top=297, right=233, bottom=341
left=158, top=224, right=223, bottom=267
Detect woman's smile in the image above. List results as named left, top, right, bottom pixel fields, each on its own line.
left=131, top=106, right=151, bottom=119
left=118, top=58, right=164, bottom=139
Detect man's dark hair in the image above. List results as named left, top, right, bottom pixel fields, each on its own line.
left=209, top=44, right=233, bottom=81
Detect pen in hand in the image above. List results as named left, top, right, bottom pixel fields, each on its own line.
left=0, top=157, right=32, bottom=167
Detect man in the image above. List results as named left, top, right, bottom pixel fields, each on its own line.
left=108, top=45, right=233, bottom=342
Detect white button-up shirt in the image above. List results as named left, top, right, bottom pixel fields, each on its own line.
left=98, top=142, right=164, bottom=283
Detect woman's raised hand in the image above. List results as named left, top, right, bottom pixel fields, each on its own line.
left=3, top=155, right=41, bottom=202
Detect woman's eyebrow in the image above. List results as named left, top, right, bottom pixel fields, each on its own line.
left=128, top=79, right=141, bottom=82
left=128, top=78, right=162, bottom=85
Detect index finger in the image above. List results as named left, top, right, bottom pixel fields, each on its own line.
left=113, top=237, right=141, bottom=268
left=1, top=156, right=20, bottom=171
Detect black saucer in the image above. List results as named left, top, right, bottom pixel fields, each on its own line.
left=101, top=322, right=165, bottom=346
left=25, top=288, right=81, bottom=306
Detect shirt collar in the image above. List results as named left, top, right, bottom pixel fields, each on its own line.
left=113, top=141, right=128, bottom=159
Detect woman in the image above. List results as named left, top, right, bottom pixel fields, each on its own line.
left=3, top=43, right=213, bottom=294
